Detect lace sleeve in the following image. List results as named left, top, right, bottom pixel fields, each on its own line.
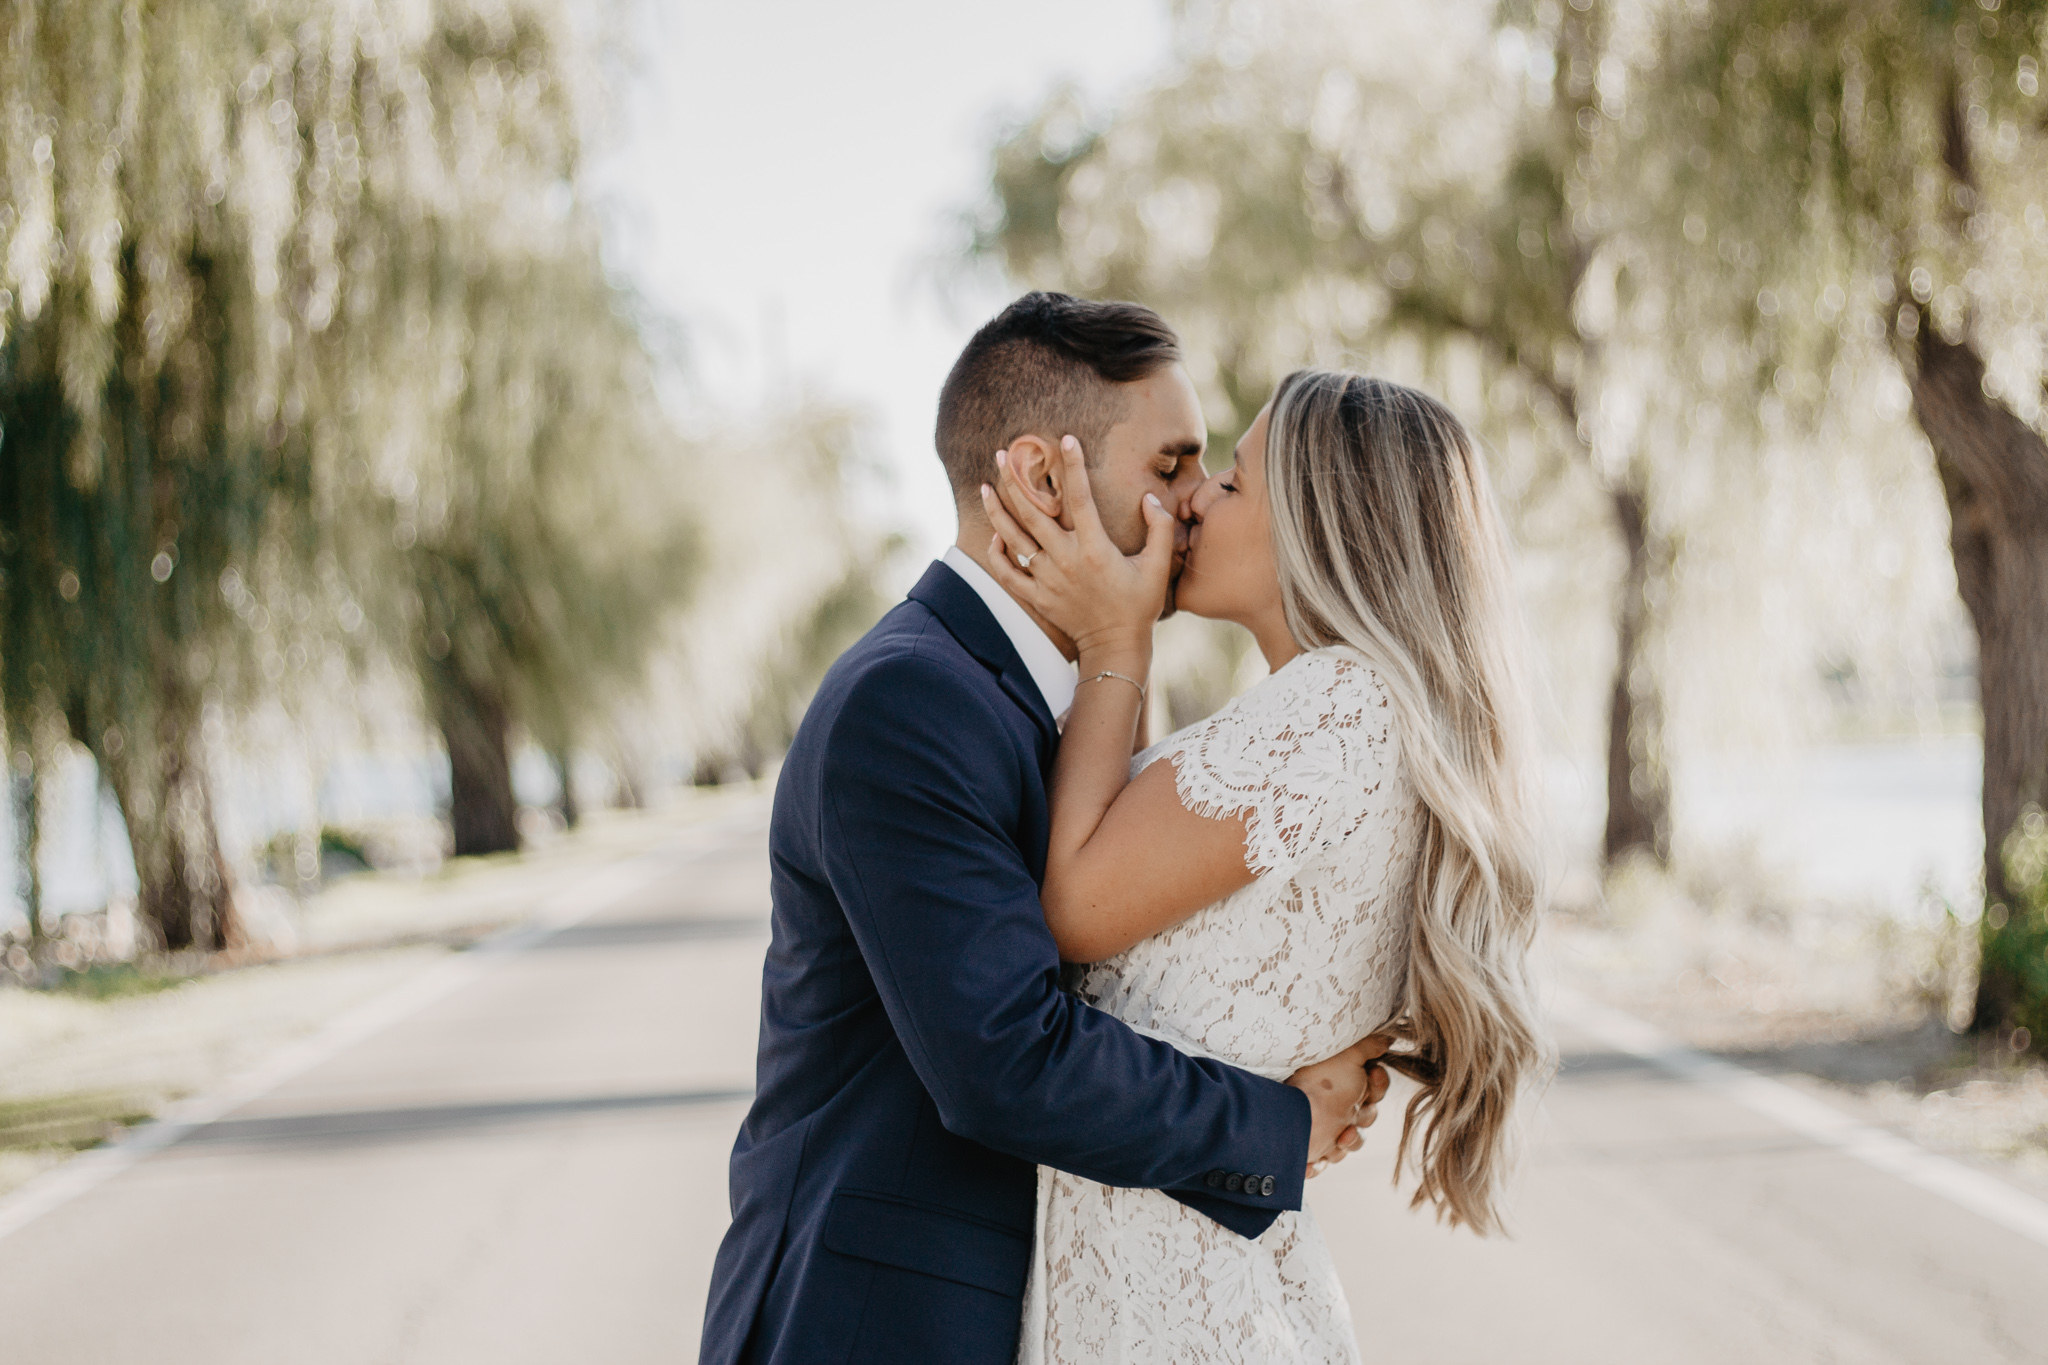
left=1147, top=648, right=1398, bottom=880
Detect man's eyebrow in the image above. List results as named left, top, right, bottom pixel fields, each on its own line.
left=1160, top=440, right=1205, bottom=458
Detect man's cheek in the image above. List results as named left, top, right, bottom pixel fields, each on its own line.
left=1110, top=504, right=1150, bottom=557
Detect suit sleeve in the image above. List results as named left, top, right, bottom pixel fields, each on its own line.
left=817, top=653, right=1312, bottom=1233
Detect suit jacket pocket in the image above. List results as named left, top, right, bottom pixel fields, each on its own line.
left=822, top=1188, right=1031, bottom=1299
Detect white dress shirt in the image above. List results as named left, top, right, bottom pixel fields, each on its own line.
left=941, top=546, right=1078, bottom=723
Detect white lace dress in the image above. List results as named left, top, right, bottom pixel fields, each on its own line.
left=1018, top=645, right=1425, bottom=1365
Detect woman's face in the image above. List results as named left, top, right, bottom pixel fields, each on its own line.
left=1175, top=402, right=1284, bottom=629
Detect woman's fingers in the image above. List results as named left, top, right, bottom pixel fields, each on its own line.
left=1137, top=492, right=1176, bottom=581
left=995, top=448, right=1068, bottom=546
left=1057, top=435, right=1097, bottom=536
left=980, top=483, right=1042, bottom=569
left=984, top=533, right=1044, bottom=605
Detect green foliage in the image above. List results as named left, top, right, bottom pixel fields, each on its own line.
left=319, top=826, right=372, bottom=867
left=0, top=1089, right=160, bottom=1151
left=0, top=0, right=347, bottom=946
left=1647, top=0, right=2048, bottom=1039
left=1649, top=0, right=2048, bottom=388
left=1989, top=808, right=2048, bottom=1052
left=50, top=961, right=191, bottom=1002
left=373, top=247, right=698, bottom=763
left=292, top=4, right=699, bottom=851
left=1, top=0, right=701, bottom=901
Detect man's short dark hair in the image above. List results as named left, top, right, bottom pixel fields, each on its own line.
left=934, top=292, right=1181, bottom=505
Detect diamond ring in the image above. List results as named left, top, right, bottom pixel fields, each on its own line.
left=1017, top=552, right=1035, bottom=568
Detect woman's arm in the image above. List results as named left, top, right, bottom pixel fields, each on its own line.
left=1041, top=753, right=1256, bottom=963
left=982, top=440, right=1258, bottom=962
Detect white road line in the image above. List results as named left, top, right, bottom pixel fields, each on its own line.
left=1553, top=987, right=2048, bottom=1250
left=0, top=838, right=704, bottom=1246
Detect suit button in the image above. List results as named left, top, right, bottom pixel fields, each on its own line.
left=1205, top=1169, right=1224, bottom=1189
left=1225, top=1173, right=1244, bottom=1192
left=1260, top=1175, right=1276, bottom=1196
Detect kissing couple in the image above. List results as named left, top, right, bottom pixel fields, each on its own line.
left=701, top=292, right=1551, bottom=1364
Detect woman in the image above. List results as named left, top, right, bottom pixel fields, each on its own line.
left=978, top=369, right=1552, bottom=1363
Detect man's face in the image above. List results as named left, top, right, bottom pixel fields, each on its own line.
left=1089, top=363, right=1207, bottom=610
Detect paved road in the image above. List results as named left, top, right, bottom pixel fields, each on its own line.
left=2, top=808, right=2044, bottom=1364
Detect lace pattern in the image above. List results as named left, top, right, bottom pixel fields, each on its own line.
left=1020, top=646, right=1424, bottom=1365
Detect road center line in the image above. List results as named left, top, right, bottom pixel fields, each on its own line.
left=0, top=832, right=717, bottom=1246
left=1552, top=987, right=2048, bottom=1250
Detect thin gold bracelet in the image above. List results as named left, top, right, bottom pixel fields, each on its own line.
left=1079, top=669, right=1146, bottom=704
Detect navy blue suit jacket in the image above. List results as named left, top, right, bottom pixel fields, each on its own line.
left=700, top=561, right=1313, bottom=1365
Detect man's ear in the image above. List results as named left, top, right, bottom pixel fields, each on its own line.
left=1003, top=434, right=1067, bottom=524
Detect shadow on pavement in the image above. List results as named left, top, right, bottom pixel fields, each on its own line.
left=526, top=917, right=769, bottom=951
left=176, top=1088, right=755, bottom=1151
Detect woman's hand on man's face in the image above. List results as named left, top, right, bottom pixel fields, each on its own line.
left=981, top=433, right=1178, bottom=665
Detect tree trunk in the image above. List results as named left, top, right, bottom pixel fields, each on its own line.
left=1602, top=484, right=1674, bottom=868
left=1905, top=327, right=2048, bottom=1034
left=433, top=664, right=521, bottom=857
left=550, top=746, right=579, bottom=829
left=103, top=685, right=240, bottom=953
left=9, top=750, right=41, bottom=940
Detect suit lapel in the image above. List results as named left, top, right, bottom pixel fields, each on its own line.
left=907, top=560, right=1061, bottom=753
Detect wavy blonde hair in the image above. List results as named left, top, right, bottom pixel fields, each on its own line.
left=1265, top=369, right=1552, bottom=1235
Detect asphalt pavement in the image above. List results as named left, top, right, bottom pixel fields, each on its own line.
left=1, top=805, right=2043, bottom=1364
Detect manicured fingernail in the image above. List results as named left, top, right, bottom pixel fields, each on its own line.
left=1145, top=493, right=1161, bottom=508
left=981, top=484, right=992, bottom=499
left=996, top=449, right=1007, bottom=467
left=1061, top=435, right=1077, bottom=451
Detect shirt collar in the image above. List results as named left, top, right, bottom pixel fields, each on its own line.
left=941, top=546, right=1077, bottom=722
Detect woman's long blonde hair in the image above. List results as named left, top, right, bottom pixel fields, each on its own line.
left=1265, top=368, right=1552, bottom=1236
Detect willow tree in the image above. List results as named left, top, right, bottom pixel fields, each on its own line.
left=0, top=0, right=347, bottom=950
left=375, top=246, right=693, bottom=855
left=316, top=6, right=697, bottom=855
left=1, top=0, right=694, bottom=943
left=1651, top=0, right=2048, bottom=1037
left=977, top=0, right=1688, bottom=867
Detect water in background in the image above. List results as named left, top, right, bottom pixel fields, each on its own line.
left=0, top=745, right=568, bottom=933
left=1546, top=737, right=1978, bottom=915
left=4, top=738, right=1984, bottom=935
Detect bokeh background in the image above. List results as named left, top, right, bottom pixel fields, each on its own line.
left=2, top=0, right=2047, bottom=1359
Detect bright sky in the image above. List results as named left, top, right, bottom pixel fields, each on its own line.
left=601, top=0, right=1173, bottom=572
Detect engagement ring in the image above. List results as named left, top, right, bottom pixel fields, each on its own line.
left=1017, top=552, right=1035, bottom=568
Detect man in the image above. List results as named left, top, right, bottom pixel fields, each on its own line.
left=701, top=293, right=1386, bottom=1365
